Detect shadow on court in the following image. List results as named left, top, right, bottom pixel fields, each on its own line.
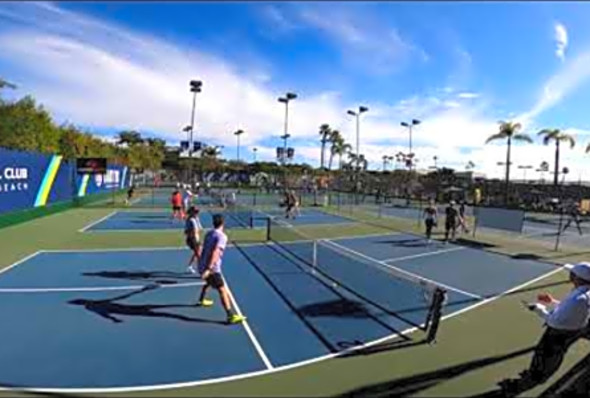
left=376, top=238, right=430, bottom=248
left=83, top=270, right=199, bottom=284
left=336, top=346, right=535, bottom=397
left=298, top=299, right=383, bottom=320
left=68, top=286, right=226, bottom=325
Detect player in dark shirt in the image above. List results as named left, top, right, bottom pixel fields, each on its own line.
left=562, top=202, right=584, bottom=235
left=444, top=200, right=459, bottom=243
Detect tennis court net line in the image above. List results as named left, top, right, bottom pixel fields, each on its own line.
left=265, top=217, right=447, bottom=341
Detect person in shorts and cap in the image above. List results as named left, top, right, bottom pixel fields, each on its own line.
left=500, top=262, right=590, bottom=394
left=196, top=214, right=246, bottom=325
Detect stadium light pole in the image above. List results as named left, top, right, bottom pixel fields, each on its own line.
left=518, top=164, right=533, bottom=182
left=278, top=92, right=297, bottom=164
left=234, top=129, right=244, bottom=162
left=187, top=80, right=202, bottom=186
left=253, top=147, right=258, bottom=163
left=189, top=80, right=202, bottom=154
left=400, top=119, right=420, bottom=169
left=347, top=106, right=369, bottom=169
left=182, top=125, right=191, bottom=146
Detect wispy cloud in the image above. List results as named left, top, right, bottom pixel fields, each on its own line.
left=287, top=3, right=427, bottom=75
left=554, top=22, right=568, bottom=62
left=259, top=4, right=298, bottom=35
left=457, top=92, right=479, bottom=99
left=517, top=50, right=590, bottom=127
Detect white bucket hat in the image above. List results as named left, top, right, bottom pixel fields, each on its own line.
left=564, top=262, right=590, bottom=283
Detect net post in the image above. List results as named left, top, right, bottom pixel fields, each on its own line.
left=266, top=217, right=271, bottom=241
left=311, top=240, right=318, bottom=274
left=555, top=204, right=565, bottom=252
left=426, top=288, right=446, bottom=344
left=472, top=205, right=478, bottom=238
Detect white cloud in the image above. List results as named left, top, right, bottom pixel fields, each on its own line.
left=516, top=48, right=590, bottom=128
left=2, top=3, right=590, bottom=182
left=457, top=92, right=479, bottom=99
left=554, top=22, right=568, bottom=62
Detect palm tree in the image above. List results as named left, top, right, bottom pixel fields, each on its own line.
left=327, top=129, right=343, bottom=170
left=318, top=124, right=332, bottom=170
left=382, top=155, right=389, bottom=171
left=358, top=154, right=368, bottom=171
left=485, top=121, right=532, bottom=203
left=465, top=161, right=475, bottom=171
left=537, top=129, right=575, bottom=186
left=347, top=152, right=359, bottom=170
left=332, top=138, right=352, bottom=170
left=395, top=152, right=405, bottom=170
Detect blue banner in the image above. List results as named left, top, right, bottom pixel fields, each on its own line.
left=0, top=147, right=131, bottom=215
left=474, top=206, right=525, bottom=233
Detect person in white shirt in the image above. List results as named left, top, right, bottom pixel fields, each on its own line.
left=501, top=262, right=590, bottom=394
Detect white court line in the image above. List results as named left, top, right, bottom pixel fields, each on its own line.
left=42, top=246, right=186, bottom=253
left=84, top=228, right=182, bottom=233
left=78, top=211, right=118, bottom=233
left=437, top=266, right=566, bottom=323
left=0, top=281, right=205, bottom=293
left=0, top=251, right=43, bottom=277
left=224, top=280, right=274, bottom=370
left=0, top=255, right=568, bottom=394
left=323, top=239, right=482, bottom=300
left=382, top=247, right=465, bottom=263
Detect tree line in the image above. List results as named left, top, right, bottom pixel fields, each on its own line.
left=0, top=84, right=165, bottom=172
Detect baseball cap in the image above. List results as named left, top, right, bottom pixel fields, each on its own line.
left=564, top=262, right=590, bottom=282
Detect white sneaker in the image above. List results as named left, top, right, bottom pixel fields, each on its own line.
left=187, top=266, right=197, bottom=274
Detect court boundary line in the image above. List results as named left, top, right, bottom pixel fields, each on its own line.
left=0, top=251, right=43, bottom=277
left=0, top=266, right=565, bottom=394
left=78, top=210, right=119, bottom=233
left=224, top=279, right=274, bottom=370
left=382, top=247, right=466, bottom=263
left=324, top=240, right=482, bottom=300
left=0, top=281, right=205, bottom=293
left=0, top=265, right=568, bottom=394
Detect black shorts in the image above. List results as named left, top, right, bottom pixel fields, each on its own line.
left=173, top=206, right=181, bottom=212
left=205, top=272, right=224, bottom=289
left=446, top=220, right=456, bottom=231
left=186, top=237, right=200, bottom=251
left=425, top=219, right=435, bottom=229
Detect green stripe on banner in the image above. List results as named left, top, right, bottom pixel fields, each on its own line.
left=34, top=155, right=63, bottom=207
left=78, top=174, right=90, bottom=197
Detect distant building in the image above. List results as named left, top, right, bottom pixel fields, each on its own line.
left=455, top=171, right=486, bottom=181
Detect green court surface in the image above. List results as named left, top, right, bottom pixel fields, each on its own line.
left=1, top=195, right=590, bottom=397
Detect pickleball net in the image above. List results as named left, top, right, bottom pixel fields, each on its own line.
left=266, top=217, right=447, bottom=342
left=227, top=202, right=253, bottom=228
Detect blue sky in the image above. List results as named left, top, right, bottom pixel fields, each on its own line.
left=2, top=2, right=590, bottom=180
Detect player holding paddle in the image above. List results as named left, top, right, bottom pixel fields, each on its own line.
left=501, top=262, right=590, bottom=394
